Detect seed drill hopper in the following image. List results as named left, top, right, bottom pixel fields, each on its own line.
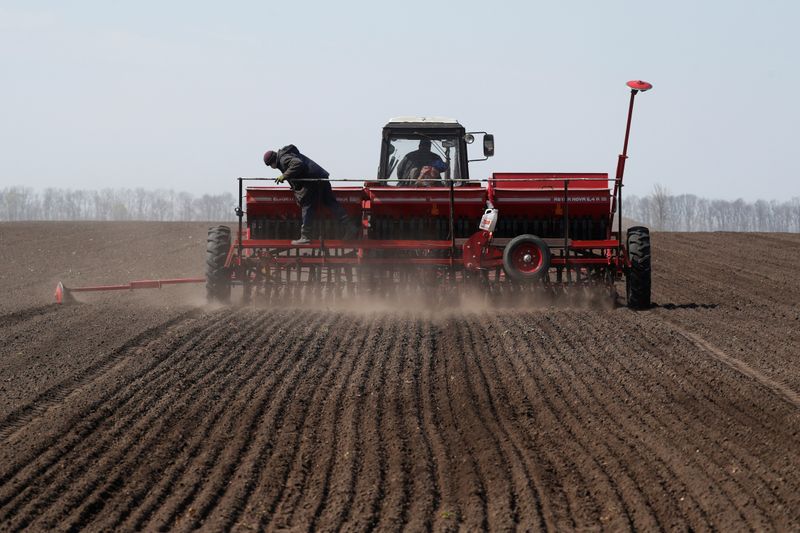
left=56, top=80, right=653, bottom=308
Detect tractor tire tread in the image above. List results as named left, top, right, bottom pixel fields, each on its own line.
left=206, top=225, right=232, bottom=302
left=626, top=226, right=651, bottom=309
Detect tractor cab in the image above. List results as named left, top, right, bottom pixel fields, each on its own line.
left=377, top=117, right=494, bottom=186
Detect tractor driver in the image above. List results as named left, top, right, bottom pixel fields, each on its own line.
left=264, top=145, right=359, bottom=245
left=396, top=139, right=447, bottom=186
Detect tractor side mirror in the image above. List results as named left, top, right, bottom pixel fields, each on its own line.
left=483, top=134, right=495, bottom=157
left=467, top=131, right=495, bottom=162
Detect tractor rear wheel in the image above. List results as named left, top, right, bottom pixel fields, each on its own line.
left=502, top=234, right=551, bottom=282
left=206, top=225, right=232, bottom=303
left=626, top=226, right=651, bottom=309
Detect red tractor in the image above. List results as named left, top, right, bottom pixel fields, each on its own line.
left=56, top=80, right=652, bottom=308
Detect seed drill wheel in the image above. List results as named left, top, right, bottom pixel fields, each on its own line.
left=626, top=226, right=651, bottom=309
left=206, top=225, right=232, bottom=303
left=502, top=234, right=551, bottom=282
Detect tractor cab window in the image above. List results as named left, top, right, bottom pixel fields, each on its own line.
left=386, top=135, right=463, bottom=187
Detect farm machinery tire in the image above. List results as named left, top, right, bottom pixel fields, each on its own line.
left=206, top=225, right=232, bottom=303
left=502, top=234, right=551, bottom=282
left=626, top=226, right=651, bottom=309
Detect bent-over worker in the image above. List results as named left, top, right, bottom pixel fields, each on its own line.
left=264, top=145, right=359, bottom=245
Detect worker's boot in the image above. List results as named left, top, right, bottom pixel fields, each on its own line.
left=291, top=227, right=312, bottom=246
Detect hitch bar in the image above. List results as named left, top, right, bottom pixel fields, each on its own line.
left=55, top=277, right=205, bottom=304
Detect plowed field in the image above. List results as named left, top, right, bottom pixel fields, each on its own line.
left=0, top=222, right=798, bottom=531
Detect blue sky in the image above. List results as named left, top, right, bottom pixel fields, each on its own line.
left=1, top=0, right=797, bottom=200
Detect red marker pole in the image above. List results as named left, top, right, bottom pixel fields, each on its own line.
left=612, top=80, right=652, bottom=250
left=616, top=80, right=653, bottom=184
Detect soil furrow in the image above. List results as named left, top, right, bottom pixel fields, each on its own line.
left=0, top=309, right=198, bottom=443
left=433, top=320, right=490, bottom=531
left=115, top=310, right=310, bottom=531
left=0, top=304, right=60, bottom=329
left=652, top=248, right=799, bottom=309
left=662, top=313, right=800, bottom=394
left=494, top=312, right=634, bottom=530
left=77, top=310, right=307, bottom=532
left=0, top=310, right=216, bottom=514
left=312, top=315, right=384, bottom=531
left=524, top=311, right=669, bottom=529
left=668, top=321, right=800, bottom=408
left=464, top=314, right=574, bottom=531
left=388, top=318, right=440, bottom=532
left=347, top=319, right=398, bottom=532
left=372, top=315, right=417, bottom=531
left=541, top=311, right=721, bottom=529
left=183, top=311, right=349, bottom=531
left=148, top=312, right=332, bottom=531
left=561, top=310, right=775, bottom=530
left=587, top=311, right=797, bottom=529
left=655, top=233, right=800, bottom=279
left=213, top=313, right=361, bottom=531
left=623, top=311, right=800, bottom=469
left=285, top=315, right=375, bottom=530
left=447, top=317, right=536, bottom=530
left=471, top=314, right=581, bottom=531
left=2, top=310, right=262, bottom=530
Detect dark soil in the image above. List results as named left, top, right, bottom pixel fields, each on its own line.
left=0, top=223, right=798, bottom=531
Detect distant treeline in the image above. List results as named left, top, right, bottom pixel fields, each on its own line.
left=1, top=185, right=799, bottom=232
left=626, top=185, right=800, bottom=232
left=0, top=187, right=236, bottom=222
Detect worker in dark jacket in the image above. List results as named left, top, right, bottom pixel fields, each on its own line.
left=264, top=145, right=358, bottom=245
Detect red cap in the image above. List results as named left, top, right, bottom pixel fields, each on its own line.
left=263, top=150, right=277, bottom=166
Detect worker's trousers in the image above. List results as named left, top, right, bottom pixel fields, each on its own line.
left=297, top=182, right=349, bottom=237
